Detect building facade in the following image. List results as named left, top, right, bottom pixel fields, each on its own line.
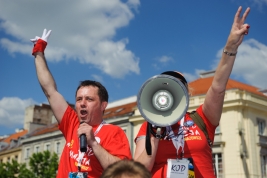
left=0, top=129, right=28, bottom=164
left=20, top=124, right=64, bottom=166
left=24, top=103, right=56, bottom=133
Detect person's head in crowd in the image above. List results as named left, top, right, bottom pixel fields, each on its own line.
left=101, top=159, right=151, bottom=178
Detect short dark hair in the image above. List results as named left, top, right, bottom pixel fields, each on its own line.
left=161, top=71, right=188, bottom=90
left=75, top=80, right=109, bottom=102
left=100, top=159, right=151, bottom=178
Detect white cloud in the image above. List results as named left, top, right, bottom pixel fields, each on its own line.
left=251, top=0, right=267, bottom=8
left=232, top=39, right=267, bottom=89
left=158, top=55, right=173, bottom=63
left=0, top=38, right=32, bottom=56
left=0, top=97, right=37, bottom=128
left=183, top=72, right=199, bottom=83
left=209, top=38, right=267, bottom=89
left=91, top=74, right=104, bottom=84
left=183, top=69, right=211, bottom=83
left=152, top=55, right=174, bottom=70
left=0, top=0, right=140, bottom=78
left=190, top=38, right=267, bottom=90
left=87, top=39, right=140, bottom=78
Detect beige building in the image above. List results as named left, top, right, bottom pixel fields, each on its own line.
left=1, top=74, right=267, bottom=178
left=24, top=103, right=57, bottom=133
left=20, top=125, right=64, bottom=166
left=0, top=129, right=28, bottom=164
left=0, top=104, right=56, bottom=164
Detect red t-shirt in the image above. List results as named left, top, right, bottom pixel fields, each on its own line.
left=57, top=106, right=132, bottom=178
left=135, top=105, right=216, bottom=178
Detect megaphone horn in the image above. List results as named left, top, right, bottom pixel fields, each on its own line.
left=137, top=74, right=189, bottom=127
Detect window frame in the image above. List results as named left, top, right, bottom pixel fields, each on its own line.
left=213, top=153, right=223, bottom=178
left=258, top=118, right=266, bottom=136
left=24, top=147, right=31, bottom=159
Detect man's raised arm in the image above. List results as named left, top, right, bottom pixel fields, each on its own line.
left=31, top=29, right=68, bottom=123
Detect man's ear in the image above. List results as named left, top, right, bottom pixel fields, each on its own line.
left=101, top=101, right=108, bottom=111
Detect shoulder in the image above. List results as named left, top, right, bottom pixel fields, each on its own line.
left=63, top=105, right=77, bottom=119
left=59, top=106, right=79, bottom=131
left=99, top=123, right=130, bottom=144
left=185, top=105, right=205, bottom=120
left=103, top=123, right=120, bottom=128
left=102, top=123, right=125, bottom=133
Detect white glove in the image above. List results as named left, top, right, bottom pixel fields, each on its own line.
left=30, top=28, right=52, bottom=44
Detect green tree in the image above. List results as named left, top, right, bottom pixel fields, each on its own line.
left=0, top=151, right=58, bottom=177
left=29, top=150, right=59, bottom=178
left=0, top=159, right=34, bottom=177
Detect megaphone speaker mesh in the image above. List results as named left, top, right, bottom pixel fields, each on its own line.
left=137, top=75, right=189, bottom=127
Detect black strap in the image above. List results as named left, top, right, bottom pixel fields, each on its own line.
left=190, top=111, right=212, bottom=147
left=145, top=123, right=152, bottom=155
left=190, top=111, right=217, bottom=177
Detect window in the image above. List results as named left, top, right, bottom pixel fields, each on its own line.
left=55, top=142, right=60, bottom=154
left=34, top=145, right=40, bottom=153
left=7, top=157, right=10, bottom=163
left=25, top=147, right=30, bottom=159
left=44, top=143, right=50, bottom=151
left=213, top=153, right=223, bottom=178
left=261, top=155, right=267, bottom=178
left=120, top=126, right=128, bottom=137
left=258, top=119, right=266, bottom=135
left=215, top=125, right=221, bottom=134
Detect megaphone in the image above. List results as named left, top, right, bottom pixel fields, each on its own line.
left=137, top=74, right=189, bottom=127
left=137, top=72, right=189, bottom=155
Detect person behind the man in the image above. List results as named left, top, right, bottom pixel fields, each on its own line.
left=101, top=159, right=151, bottom=178
left=134, top=6, right=250, bottom=178
left=30, top=29, right=132, bottom=178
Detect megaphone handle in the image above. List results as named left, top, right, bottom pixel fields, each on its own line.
left=145, top=123, right=152, bottom=155
left=156, top=127, right=162, bottom=139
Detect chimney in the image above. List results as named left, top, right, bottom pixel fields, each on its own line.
left=199, top=70, right=215, bottom=78
left=258, top=89, right=267, bottom=96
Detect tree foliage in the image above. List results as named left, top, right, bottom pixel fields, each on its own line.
left=29, top=150, right=59, bottom=178
left=0, top=159, right=34, bottom=177
left=0, top=150, right=58, bottom=178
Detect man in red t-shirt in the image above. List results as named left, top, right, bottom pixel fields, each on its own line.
left=134, top=6, right=250, bottom=178
left=31, top=30, right=132, bottom=178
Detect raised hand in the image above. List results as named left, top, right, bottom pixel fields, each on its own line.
left=31, top=28, right=52, bottom=55
left=226, top=6, right=250, bottom=52
left=30, top=28, right=52, bottom=44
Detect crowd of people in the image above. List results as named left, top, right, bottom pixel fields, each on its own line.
left=31, top=6, right=250, bottom=178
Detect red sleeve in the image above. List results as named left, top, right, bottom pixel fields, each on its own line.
left=134, top=121, right=147, bottom=143
left=196, top=105, right=217, bottom=143
left=58, top=105, right=79, bottom=139
left=100, top=125, right=132, bottom=159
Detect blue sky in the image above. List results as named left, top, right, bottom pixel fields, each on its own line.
left=0, top=0, right=267, bottom=136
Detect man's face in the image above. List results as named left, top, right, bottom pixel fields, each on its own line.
left=75, top=86, right=107, bottom=125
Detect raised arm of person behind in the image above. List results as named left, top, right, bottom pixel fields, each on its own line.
left=31, top=29, right=132, bottom=178
left=134, top=6, right=250, bottom=178
left=203, top=6, right=250, bottom=126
